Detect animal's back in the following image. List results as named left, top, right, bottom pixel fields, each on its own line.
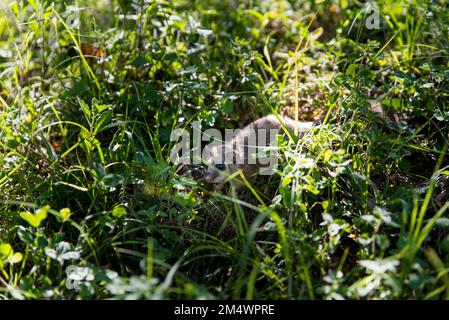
left=241, top=115, right=314, bottom=140
left=203, top=114, right=315, bottom=189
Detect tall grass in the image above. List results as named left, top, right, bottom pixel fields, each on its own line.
left=0, top=0, right=448, bottom=299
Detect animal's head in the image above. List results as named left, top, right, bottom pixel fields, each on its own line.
left=203, top=143, right=239, bottom=190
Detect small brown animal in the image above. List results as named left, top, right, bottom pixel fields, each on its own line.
left=203, top=115, right=314, bottom=190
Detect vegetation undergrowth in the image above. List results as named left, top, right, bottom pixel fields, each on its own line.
left=0, top=0, right=449, bottom=299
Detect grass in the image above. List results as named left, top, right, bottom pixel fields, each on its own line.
left=0, top=0, right=449, bottom=299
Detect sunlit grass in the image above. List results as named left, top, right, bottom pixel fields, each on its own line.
left=0, top=0, right=448, bottom=299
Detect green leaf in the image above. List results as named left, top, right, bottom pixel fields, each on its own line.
left=197, top=28, right=213, bottom=37
left=323, top=149, right=333, bottom=163
left=0, top=243, right=13, bottom=258
left=117, top=0, right=132, bottom=12
left=112, top=206, right=127, bottom=218
left=131, top=56, right=149, bottom=67
left=80, top=131, right=101, bottom=152
left=9, top=2, right=19, bottom=17
left=8, top=252, right=23, bottom=264
left=0, top=243, right=22, bottom=264
left=102, top=174, right=125, bottom=187
left=27, top=0, right=39, bottom=12
left=17, top=226, right=34, bottom=245
left=391, top=98, right=401, bottom=109
left=58, top=208, right=72, bottom=222
left=78, top=99, right=91, bottom=121
left=435, top=218, right=449, bottom=229
left=94, top=110, right=112, bottom=133
left=329, top=91, right=340, bottom=104
left=95, top=103, right=110, bottom=114
left=20, top=206, right=48, bottom=228
left=45, top=241, right=80, bottom=264
left=221, top=98, right=233, bottom=114
left=346, top=64, right=358, bottom=76
left=305, top=184, right=320, bottom=195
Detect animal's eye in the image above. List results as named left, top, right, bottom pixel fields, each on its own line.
left=215, top=164, right=226, bottom=171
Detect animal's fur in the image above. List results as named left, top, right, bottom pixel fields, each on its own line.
left=203, top=115, right=314, bottom=189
